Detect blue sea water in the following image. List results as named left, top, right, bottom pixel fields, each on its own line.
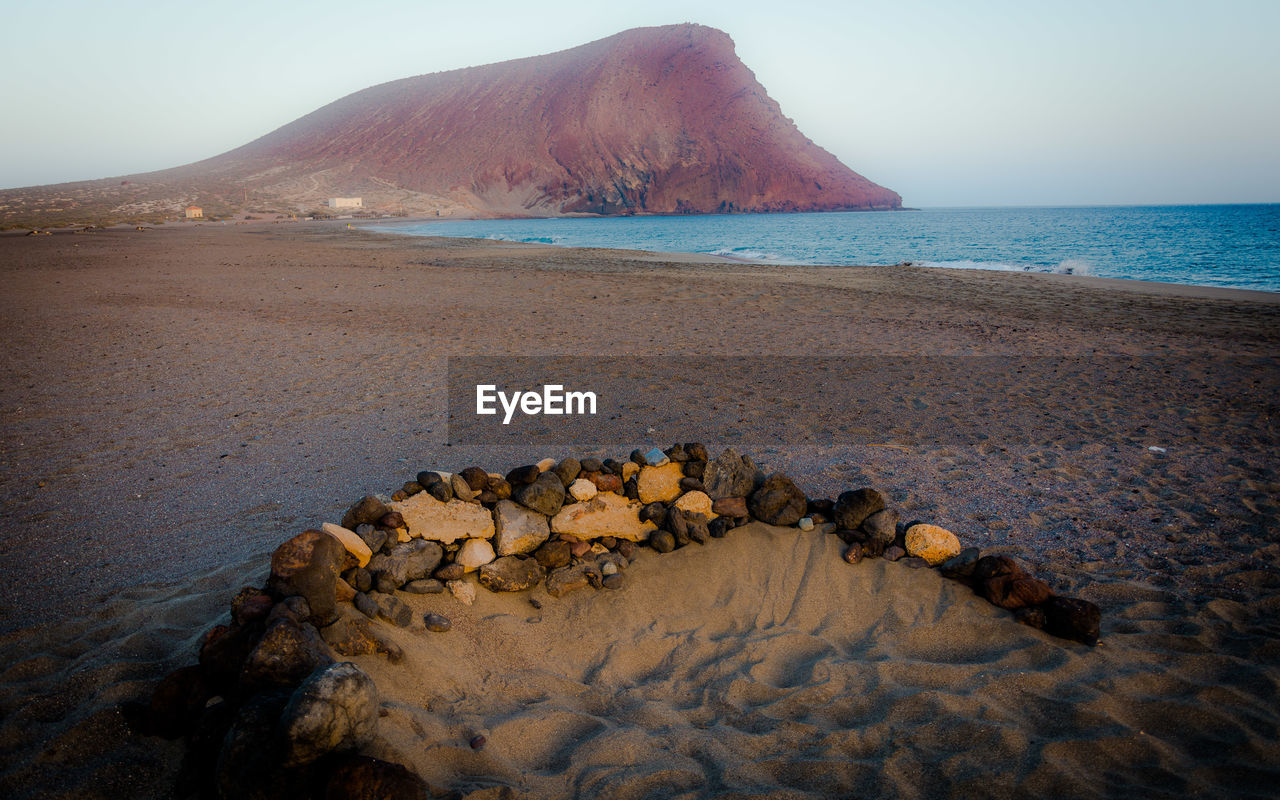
left=380, top=205, right=1280, bottom=293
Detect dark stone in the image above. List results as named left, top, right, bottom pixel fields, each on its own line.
left=506, top=464, right=541, bottom=485
left=423, top=613, right=452, bottom=633
left=321, top=615, right=382, bottom=657
left=277, top=662, right=379, bottom=768
left=834, top=488, right=886, bottom=531
left=241, top=617, right=334, bottom=691
left=860, top=508, right=899, bottom=549
left=599, top=536, right=618, bottom=550
left=215, top=689, right=297, bottom=800
left=630, top=449, right=647, bottom=466
left=367, top=539, right=444, bottom=589
left=512, top=471, right=566, bottom=516
left=400, top=481, right=424, bottom=496
left=708, top=516, right=733, bottom=538
left=435, top=563, right=465, bottom=582
left=808, top=498, right=835, bottom=516
left=470, top=735, right=487, bottom=751
left=390, top=490, right=407, bottom=502
left=679, top=477, right=705, bottom=492
left=711, top=496, right=748, bottom=518
left=354, top=525, right=387, bottom=554
left=177, top=697, right=236, bottom=798
left=450, top=474, right=475, bottom=502
left=568, top=539, right=592, bottom=559
left=666, top=508, right=709, bottom=546
left=553, top=457, right=581, bottom=487
left=843, top=543, right=863, bottom=564
left=269, top=596, right=312, bottom=625
left=345, top=567, right=372, bottom=594
left=683, top=460, right=706, bottom=478
left=623, top=477, right=639, bottom=500
left=883, top=545, right=906, bottom=562
left=353, top=592, right=378, bottom=620
left=545, top=563, right=601, bottom=597
left=199, top=623, right=260, bottom=693
left=603, top=458, right=625, bottom=475
left=649, top=531, right=676, bottom=553
left=341, top=496, right=391, bottom=531
left=639, top=501, right=668, bottom=526
left=603, top=573, right=626, bottom=590
left=376, top=594, right=413, bottom=627
left=231, top=587, right=275, bottom=626
left=982, top=576, right=1054, bottom=609
left=684, top=443, right=710, bottom=461
left=972, top=555, right=1027, bottom=584
left=533, top=539, right=573, bottom=570
left=427, top=480, right=452, bottom=502
left=1014, top=606, right=1048, bottom=630
left=902, top=557, right=931, bottom=569
left=701, top=448, right=762, bottom=500
left=267, top=529, right=346, bottom=627
left=146, top=665, right=211, bottom=739
left=580, top=457, right=604, bottom=473
left=748, top=473, right=808, bottom=526
left=416, top=471, right=442, bottom=487
left=490, top=477, right=512, bottom=500
left=940, top=548, right=982, bottom=580
left=478, top=556, right=546, bottom=592
left=401, top=578, right=444, bottom=594
left=477, top=490, right=499, bottom=505
left=321, top=755, right=429, bottom=800
left=834, top=528, right=864, bottom=544
left=460, top=466, right=490, bottom=492
left=665, top=443, right=690, bottom=462
left=617, top=540, right=636, bottom=559
left=374, top=572, right=398, bottom=594
left=862, top=537, right=887, bottom=558
left=1042, top=596, right=1102, bottom=646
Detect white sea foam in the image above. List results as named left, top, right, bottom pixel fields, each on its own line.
left=1054, top=258, right=1092, bottom=275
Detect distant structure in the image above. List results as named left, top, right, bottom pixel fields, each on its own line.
left=185, top=205, right=203, bottom=219
left=327, top=197, right=362, bottom=209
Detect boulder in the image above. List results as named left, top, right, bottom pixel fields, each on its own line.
left=459, top=466, right=490, bottom=492
left=591, top=472, right=624, bottom=493
left=456, top=538, right=497, bottom=572
left=478, top=556, right=546, bottom=592
left=366, top=540, right=444, bottom=589
left=701, top=448, right=762, bottom=500
left=1043, top=597, right=1102, bottom=645
left=267, top=530, right=345, bottom=627
left=389, top=492, right=495, bottom=544
left=277, top=662, right=379, bottom=768
left=321, top=523, right=373, bottom=568
left=748, top=473, right=808, bottom=526
left=215, top=689, right=294, bottom=800
left=636, top=462, right=685, bottom=504
left=492, top=499, right=551, bottom=556
left=834, top=488, right=886, bottom=531
left=860, top=508, right=899, bottom=550
left=240, top=617, right=334, bottom=691
left=904, top=524, right=962, bottom=566
left=550, top=492, right=657, bottom=542
left=341, top=496, right=390, bottom=531
left=511, top=471, right=566, bottom=516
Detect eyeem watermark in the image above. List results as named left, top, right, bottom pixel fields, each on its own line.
left=475, top=384, right=598, bottom=425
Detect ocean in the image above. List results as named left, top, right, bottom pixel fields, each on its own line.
left=379, top=204, right=1280, bottom=293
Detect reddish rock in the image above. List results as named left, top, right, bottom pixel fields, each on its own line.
left=711, top=496, right=748, bottom=518
left=267, top=530, right=345, bottom=626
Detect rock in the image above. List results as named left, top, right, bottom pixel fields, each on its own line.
left=649, top=531, right=676, bottom=553
left=456, top=538, right=497, bottom=572
left=479, top=556, right=546, bottom=592
left=904, top=524, right=962, bottom=566
left=535, top=457, right=555, bottom=472
left=511, top=471, right=566, bottom=516
left=673, top=490, right=715, bottom=518
left=973, top=555, right=1027, bottom=584
left=416, top=470, right=443, bottom=487
left=476, top=490, right=499, bottom=505
left=684, top=443, right=709, bottom=461
left=843, top=543, right=863, bottom=564
left=426, top=480, right=453, bottom=502
left=241, top=617, right=333, bottom=691
left=353, top=592, right=378, bottom=620
left=639, top=501, right=667, bottom=526
left=1042, top=596, right=1102, bottom=645
left=600, top=560, right=619, bottom=576
left=321, top=615, right=382, bottom=657
left=435, top=563, right=465, bottom=582
left=814, top=522, right=837, bottom=536
left=390, top=493, right=495, bottom=544
left=1014, top=606, right=1048, bottom=630
left=533, top=539, right=573, bottom=570
left=711, top=496, right=748, bottom=518
left=983, top=575, right=1054, bottom=610
left=902, top=557, right=931, bottom=569
left=623, top=477, right=640, bottom=500
left=470, top=735, right=487, bottom=750
left=374, top=572, right=399, bottom=594
left=580, top=457, right=604, bottom=473
left=551, top=492, right=657, bottom=541
left=267, top=530, right=346, bottom=627
left=834, top=488, right=886, bottom=531
left=323, top=755, right=431, bottom=800
left=545, top=563, right=602, bottom=597
left=665, top=443, right=689, bottom=462
left=883, top=545, right=906, bottom=562
left=354, top=525, right=387, bottom=555
left=621, top=461, right=639, bottom=482
left=231, top=588, right=274, bottom=626
left=808, top=498, right=835, bottom=517
left=378, top=511, right=405, bottom=530
left=450, top=474, right=476, bottom=502
left=939, top=547, right=982, bottom=580
left=568, top=539, right=592, bottom=558
left=591, top=472, right=623, bottom=493
left=367, top=539, right=444, bottom=588
left=860, top=508, right=899, bottom=550
left=335, top=577, right=356, bottom=603
left=321, top=523, right=373, bottom=568
left=701, top=448, right=761, bottom=500
left=401, top=578, right=444, bottom=594
left=678, top=477, right=704, bottom=492
left=617, top=540, right=637, bottom=559
left=797, top=517, right=814, bottom=531
left=506, top=465, right=541, bottom=485
left=277, top=662, right=378, bottom=768
left=423, top=613, right=452, bottom=633
left=637, top=462, right=684, bottom=504
left=376, top=594, right=413, bottom=627
left=341, top=496, right=391, bottom=531
left=603, top=573, right=625, bottom=590
left=568, top=478, right=598, bottom=501
left=493, top=499, right=551, bottom=556
left=553, top=457, right=581, bottom=487
left=748, top=473, right=808, bottom=526
left=401, top=481, right=424, bottom=496
left=448, top=580, right=476, bottom=605
left=489, top=477, right=512, bottom=500
left=215, top=689, right=293, bottom=800
left=460, top=467, right=490, bottom=492
left=643, top=447, right=669, bottom=466
left=146, top=665, right=211, bottom=739
left=682, top=460, right=705, bottom=479
left=708, top=516, right=733, bottom=538
left=666, top=507, right=709, bottom=545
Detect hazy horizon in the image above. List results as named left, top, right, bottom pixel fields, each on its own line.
left=2, top=0, right=1277, bottom=207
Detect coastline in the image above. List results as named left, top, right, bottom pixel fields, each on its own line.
left=1, top=221, right=1277, bottom=798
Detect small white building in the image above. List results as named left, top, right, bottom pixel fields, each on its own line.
left=185, top=205, right=203, bottom=219
left=327, top=197, right=363, bottom=209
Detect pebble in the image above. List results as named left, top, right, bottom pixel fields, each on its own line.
left=843, top=543, right=863, bottom=564
left=423, top=613, right=451, bottom=632
left=401, top=578, right=444, bottom=594
left=470, top=734, right=487, bottom=750
left=603, top=573, right=625, bottom=590
left=797, top=517, right=814, bottom=531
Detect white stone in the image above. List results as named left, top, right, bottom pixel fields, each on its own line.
left=390, top=492, right=495, bottom=544
left=637, top=462, right=684, bottom=504
left=492, top=499, right=550, bottom=556
left=447, top=579, right=475, bottom=605
left=456, top=538, right=496, bottom=572
left=601, top=561, right=619, bottom=576
left=550, top=492, right=657, bottom=542
left=568, top=478, right=598, bottom=501
left=798, top=517, right=815, bottom=532
left=321, top=522, right=372, bottom=568
left=673, top=490, right=716, bottom=519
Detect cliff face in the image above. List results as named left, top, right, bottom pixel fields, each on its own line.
left=203, top=24, right=901, bottom=215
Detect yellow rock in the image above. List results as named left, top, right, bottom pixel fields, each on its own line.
left=320, top=522, right=372, bottom=568
left=673, top=490, right=716, bottom=519
left=390, top=492, right=495, bottom=544
left=621, top=461, right=639, bottom=482
left=637, top=462, right=684, bottom=504
left=904, top=524, right=962, bottom=566
left=550, top=492, right=657, bottom=541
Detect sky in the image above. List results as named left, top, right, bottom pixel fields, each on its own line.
left=1, top=0, right=1277, bottom=206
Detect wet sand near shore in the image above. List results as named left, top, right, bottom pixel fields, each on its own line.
left=1, top=220, right=1277, bottom=798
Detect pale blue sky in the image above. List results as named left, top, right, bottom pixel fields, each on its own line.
left=1, top=0, right=1277, bottom=206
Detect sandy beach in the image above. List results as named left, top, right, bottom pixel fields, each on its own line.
left=1, top=220, right=1278, bottom=798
